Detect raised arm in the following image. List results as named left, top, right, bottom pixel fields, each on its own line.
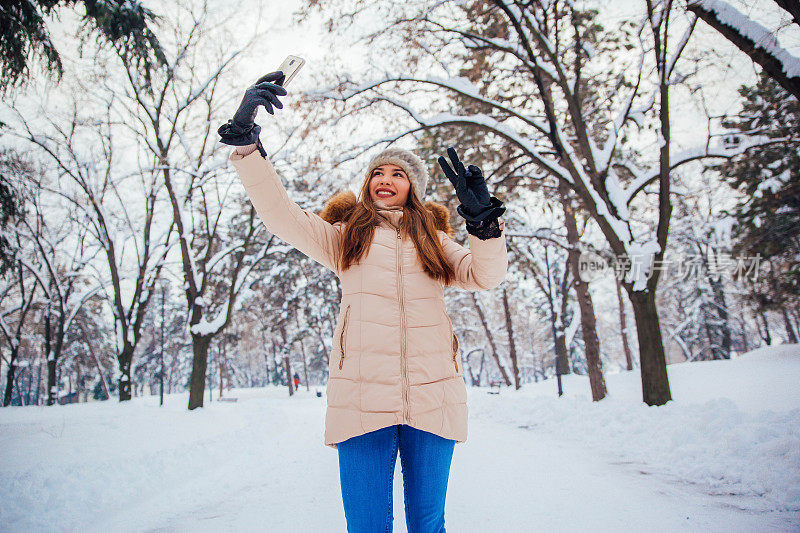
left=218, top=72, right=342, bottom=274
left=230, top=149, right=342, bottom=274
left=439, top=220, right=508, bottom=291
left=436, top=147, right=509, bottom=290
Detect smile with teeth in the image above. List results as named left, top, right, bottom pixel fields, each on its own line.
left=376, top=189, right=395, bottom=197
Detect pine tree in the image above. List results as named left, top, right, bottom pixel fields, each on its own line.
left=0, top=150, right=29, bottom=277
left=716, top=73, right=800, bottom=313
left=0, top=0, right=166, bottom=94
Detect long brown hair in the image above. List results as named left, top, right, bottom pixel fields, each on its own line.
left=337, top=176, right=456, bottom=286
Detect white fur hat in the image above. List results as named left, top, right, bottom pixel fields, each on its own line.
left=364, top=148, right=429, bottom=201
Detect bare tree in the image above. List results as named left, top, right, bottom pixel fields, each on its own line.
left=2, top=99, right=174, bottom=402
left=302, top=0, right=778, bottom=405
left=500, top=286, right=522, bottom=389
left=0, top=172, right=101, bottom=405
left=469, top=291, right=512, bottom=386
left=559, top=181, right=607, bottom=400
left=0, top=256, right=39, bottom=406
left=615, top=276, right=635, bottom=371
left=507, top=226, right=572, bottom=384
left=104, top=1, right=284, bottom=409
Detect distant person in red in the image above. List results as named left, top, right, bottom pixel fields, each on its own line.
left=293, top=372, right=300, bottom=390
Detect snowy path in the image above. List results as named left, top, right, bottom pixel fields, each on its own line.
left=2, top=348, right=799, bottom=532
left=450, top=418, right=794, bottom=532
left=86, top=393, right=795, bottom=532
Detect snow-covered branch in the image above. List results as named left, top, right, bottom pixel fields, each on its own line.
left=687, top=0, right=800, bottom=100
left=592, top=47, right=648, bottom=174
left=306, top=74, right=551, bottom=136
left=624, top=134, right=790, bottom=203
left=370, top=94, right=570, bottom=182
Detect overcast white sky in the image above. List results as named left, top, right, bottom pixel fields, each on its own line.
left=234, top=0, right=798, bottom=158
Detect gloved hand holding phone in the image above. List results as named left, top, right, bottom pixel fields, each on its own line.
left=218, top=55, right=305, bottom=153
left=218, top=71, right=287, bottom=147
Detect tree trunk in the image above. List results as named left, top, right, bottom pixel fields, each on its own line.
left=219, top=343, right=224, bottom=399
left=78, top=321, right=110, bottom=400
left=615, top=276, right=634, bottom=370
left=188, top=335, right=213, bottom=409
left=28, top=365, right=35, bottom=405
left=300, top=339, right=310, bottom=391
left=318, top=330, right=330, bottom=367
left=572, top=278, right=606, bottom=400
left=3, top=348, right=18, bottom=407
left=553, top=328, right=569, bottom=376
left=42, top=298, right=68, bottom=406
left=543, top=246, right=570, bottom=378
left=46, top=358, right=57, bottom=406
left=44, top=309, right=57, bottom=406
left=117, top=345, right=135, bottom=402
left=709, top=277, right=731, bottom=359
left=13, top=370, right=23, bottom=405
left=628, top=290, right=672, bottom=406
left=35, top=354, right=42, bottom=405
left=561, top=183, right=606, bottom=400
left=284, top=356, right=294, bottom=396
left=470, top=292, right=511, bottom=386
left=738, top=307, right=750, bottom=353
left=92, top=352, right=110, bottom=400
left=270, top=342, right=278, bottom=385
left=756, top=309, right=772, bottom=345
left=22, top=364, right=29, bottom=405
left=702, top=299, right=717, bottom=361
left=501, top=287, right=521, bottom=390
left=465, top=348, right=485, bottom=386
left=782, top=307, right=798, bottom=344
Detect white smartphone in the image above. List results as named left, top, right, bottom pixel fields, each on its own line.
left=276, top=55, right=305, bottom=87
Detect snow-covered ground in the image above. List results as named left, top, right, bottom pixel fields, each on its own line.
left=1, top=345, right=798, bottom=532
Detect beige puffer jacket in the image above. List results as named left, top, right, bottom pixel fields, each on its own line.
left=230, top=149, right=508, bottom=449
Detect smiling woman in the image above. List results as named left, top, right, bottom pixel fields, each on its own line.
left=369, top=164, right=411, bottom=208
left=218, top=74, right=508, bottom=532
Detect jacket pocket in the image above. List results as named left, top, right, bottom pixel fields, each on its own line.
left=445, top=311, right=460, bottom=374
left=338, top=304, right=352, bottom=370
left=452, top=333, right=460, bottom=373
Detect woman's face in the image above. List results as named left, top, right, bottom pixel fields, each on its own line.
left=368, top=164, right=411, bottom=207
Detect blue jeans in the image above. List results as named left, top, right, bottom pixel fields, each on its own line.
left=337, top=424, right=456, bottom=533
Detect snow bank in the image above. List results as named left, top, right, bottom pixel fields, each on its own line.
left=470, top=344, right=800, bottom=512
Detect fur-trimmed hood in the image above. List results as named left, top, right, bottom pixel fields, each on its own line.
left=318, top=190, right=455, bottom=238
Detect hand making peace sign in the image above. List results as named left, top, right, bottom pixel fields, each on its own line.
left=437, top=147, right=506, bottom=224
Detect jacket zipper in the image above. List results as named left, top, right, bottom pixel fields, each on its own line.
left=338, top=304, right=351, bottom=370
left=397, top=227, right=408, bottom=423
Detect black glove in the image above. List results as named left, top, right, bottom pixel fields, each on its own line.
left=437, top=147, right=506, bottom=239
left=218, top=71, right=287, bottom=148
